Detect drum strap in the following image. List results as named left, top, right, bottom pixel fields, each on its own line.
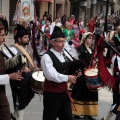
left=15, top=43, right=35, bottom=68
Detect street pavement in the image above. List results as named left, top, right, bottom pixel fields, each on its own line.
left=5, top=32, right=116, bottom=120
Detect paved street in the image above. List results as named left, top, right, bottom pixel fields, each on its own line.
left=5, top=32, right=116, bottom=120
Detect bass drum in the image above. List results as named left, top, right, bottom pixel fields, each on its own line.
left=31, top=71, right=45, bottom=94
left=84, top=68, right=102, bottom=90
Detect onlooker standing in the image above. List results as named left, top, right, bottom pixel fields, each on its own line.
left=51, top=18, right=62, bottom=33
left=2, top=15, right=8, bottom=35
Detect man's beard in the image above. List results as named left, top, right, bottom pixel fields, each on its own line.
left=21, top=41, right=29, bottom=45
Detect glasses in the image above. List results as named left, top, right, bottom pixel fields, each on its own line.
left=55, top=40, right=66, bottom=43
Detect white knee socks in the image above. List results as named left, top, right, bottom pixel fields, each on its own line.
left=12, top=109, right=24, bottom=120
left=103, top=112, right=114, bottom=120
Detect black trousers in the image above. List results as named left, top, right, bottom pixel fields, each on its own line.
left=43, top=91, right=73, bottom=120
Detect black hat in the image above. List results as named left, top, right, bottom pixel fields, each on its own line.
left=50, top=26, right=65, bottom=40
left=15, top=24, right=28, bottom=39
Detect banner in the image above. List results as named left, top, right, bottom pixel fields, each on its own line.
left=13, top=0, right=35, bottom=23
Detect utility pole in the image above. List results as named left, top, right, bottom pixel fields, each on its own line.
left=54, top=0, right=56, bottom=19
left=104, top=0, right=109, bottom=33
left=86, top=0, right=91, bottom=24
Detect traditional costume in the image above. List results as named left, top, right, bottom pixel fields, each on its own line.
left=41, top=26, right=74, bottom=120
left=71, top=32, right=97, bottom=120
left=63, top=27, right=74, bottom=41
left=0, top=21, right=27, bottom=120
left=41, top=23, right=52, bottom=52
left=9, top=24, right=35, bottom=120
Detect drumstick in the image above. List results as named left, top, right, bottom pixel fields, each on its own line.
left=37, top=71, right=39, bottom=76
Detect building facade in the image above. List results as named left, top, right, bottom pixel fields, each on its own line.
left=69, top=0, right=117, bottom=24
left=0, top=0, right=120, bottom=29
left=114, top=0, right=120, bottom=15
left=0, top=0, right=10, bottom=25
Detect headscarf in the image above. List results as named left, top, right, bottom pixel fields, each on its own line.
left=80, top=32, right=93, bottom=44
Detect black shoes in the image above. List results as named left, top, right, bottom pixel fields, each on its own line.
left=11, top=113, right=16, bottom=120
left=101, top=118, right=104, bottom=120
left=84, top=116, right=96, bottom=120
left=73, top=115, right=96, bottom=120
left=73, top=115, right=81, bottom=119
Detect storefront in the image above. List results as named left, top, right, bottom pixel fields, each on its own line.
left=34, top=0, right=53, bottom=20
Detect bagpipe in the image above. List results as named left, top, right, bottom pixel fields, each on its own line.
left=62, top=47, right=86, bottom=91
left=85, top=29, right=119, bottom=90
left=1, top=42, right=27, bottom=73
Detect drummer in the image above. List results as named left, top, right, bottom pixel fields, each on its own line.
left=71, top=32, right=98, bottom=120
left=41, top=26, right=82, bottom=120
left=5, top=24, right=35, bottom=120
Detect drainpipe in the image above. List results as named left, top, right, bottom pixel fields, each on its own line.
left=54, top=0, right=55, bottom=19
left=104, top=0, right=109, bottom=33
left=86, top=0, right=91, bottom=24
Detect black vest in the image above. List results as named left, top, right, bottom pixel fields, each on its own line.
left=0, top=50, right=6, bottom=91
left=46, top=50, right=68, bottom=75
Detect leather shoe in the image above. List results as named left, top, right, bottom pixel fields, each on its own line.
left=85, top=116, right=96, bottom=120
left=101, top=118, right=104, bottom=120
left=73, top=115, right=81, bottom=119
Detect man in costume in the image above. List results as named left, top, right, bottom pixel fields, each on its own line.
left=101, top=26, right=120, bottom=120
left=114, top=49, right=120, bottom=120
left=6, top=24, right=35, bottom=120
left=0, top=21, right=25, bottom=120
left=41, top=26, right=82, bottom=120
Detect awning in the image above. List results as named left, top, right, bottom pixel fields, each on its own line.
left=34, top=0, right=51, bottom=2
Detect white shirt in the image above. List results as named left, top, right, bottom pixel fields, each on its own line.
left=0, top=75, right=9, bottom=85
left=0, top=48, right=10, bottom=84
left=112, top=54, right=120, bottom=71
left=41, top=48, right=68, bottom=83
left=51, top=22, right=62, bottom=33
left=3, top=47, right=18, bottom=58
left=0, top=46, right=19, bottom=85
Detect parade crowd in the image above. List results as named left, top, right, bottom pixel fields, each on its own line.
left=0, top=12, right=120, bottom=120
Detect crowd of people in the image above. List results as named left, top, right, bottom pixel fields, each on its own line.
left=0, top=11, right=120, bottom=120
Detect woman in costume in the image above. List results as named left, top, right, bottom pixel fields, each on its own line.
left=87, top=18, right=95, bottom=33
left=72, top=19, right=80, bottom=46
left=63, top=24, right=74, bottom=42
left=40, top=20, right=52, bottom=55
left=71, top=32, right=98, bottom=120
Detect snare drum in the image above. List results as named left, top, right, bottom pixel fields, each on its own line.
left=31, top=71, right=45, bottom=94
left=84, top=68, right=102, bottom=90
